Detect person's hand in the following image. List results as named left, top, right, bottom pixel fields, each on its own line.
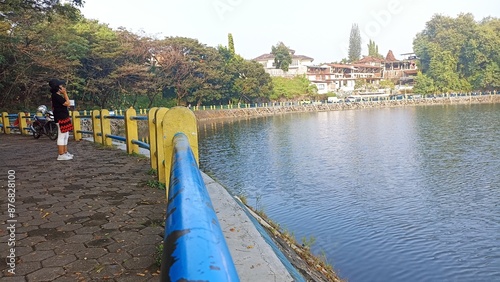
left=59, top=86, right=67, bottom=96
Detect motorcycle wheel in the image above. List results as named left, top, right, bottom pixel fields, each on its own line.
left=47, top=122, right=58, bottom=140
left=33, top=124, right=42, bottom=139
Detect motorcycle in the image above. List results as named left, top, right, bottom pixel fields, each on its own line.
left=30, top=105, right=58, bottom=140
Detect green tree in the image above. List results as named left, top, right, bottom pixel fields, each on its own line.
left=413, top=13, right=500, bottom=91
left=233, top=60, right=273, bottom=103
left=270, top=75, right=313, bottom=100
left=367, top=39, right=383, bottom=58
left=0, top=2, right=84, bottom=110
left=228, top=33, right=235, bottom=55
left=413, top=72, right=436, bottom=95
left=271, top=42, right=292, bottom=72
left=348, top=23, right=361, bottom=62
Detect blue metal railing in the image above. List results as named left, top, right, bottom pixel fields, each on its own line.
left=160, top=132, right=239, bottom=282
left=131, top=139, right=150, bottom=150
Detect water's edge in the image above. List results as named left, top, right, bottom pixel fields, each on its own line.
left=194, top=95, right=499, bottom=121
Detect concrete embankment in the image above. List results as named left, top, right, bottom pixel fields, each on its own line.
left=194, top=95, right=500, bottom=121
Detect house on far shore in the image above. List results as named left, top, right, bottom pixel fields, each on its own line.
left=307, top=63, right=382, bottom=94
left=253, top=50, right=314, bottom=77
left=253, top=49, right=418, bottom=95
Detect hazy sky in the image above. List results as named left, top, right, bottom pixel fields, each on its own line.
left=79, top=0, right=499, bottom=63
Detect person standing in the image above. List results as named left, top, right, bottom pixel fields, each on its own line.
left=49, top=79, right=74, bottom=161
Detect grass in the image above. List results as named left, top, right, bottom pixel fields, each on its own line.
left=241, top=201, right=341, bottom=281
left=146, top=179, right=166, bottom=190
left=129, top=151, right=148, bottom=159
left=155, top=243, right=163, bottom=267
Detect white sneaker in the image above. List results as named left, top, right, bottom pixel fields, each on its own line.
left=65, top=152, right=74, bottom=158
left=57, top=154, right=72, bottom=161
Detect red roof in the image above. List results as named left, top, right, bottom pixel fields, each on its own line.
left=356, top=56, right=384, bottom=64
left=253, top=53, right=314, bottom=61
left=385, top=50, right=397, bottom=62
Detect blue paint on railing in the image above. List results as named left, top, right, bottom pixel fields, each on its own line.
left=160, top=133, right=239, bottom=282
left=131, top=116, right=147, bottom=121
left=131, top=139, right=150, bottom=150
left=105, top=115, right=125, bottom=120
left=78, top=130, right=93, bottom=135
left=105, top=134, right=126, bottom=142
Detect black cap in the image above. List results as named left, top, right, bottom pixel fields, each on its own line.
left=49, top=78, right=66, bottom=90
left=48, top=79, right=66, bottom=94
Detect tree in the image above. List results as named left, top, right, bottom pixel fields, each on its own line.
left=0, top=3, right=85, bottom=110
left=413, top=72, right=436, bottom=95
left=348, top=23, right=361, bottom=62
left=413, top=13, right=500, bottom=91
left=270, top=75, right=314, bottom=100
left=271, top=42, right=292, bottom=72
left=228, top=33, right=235, bottom=55
left=367, top=39, right=383, bottom=58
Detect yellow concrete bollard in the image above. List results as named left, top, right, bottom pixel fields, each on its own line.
left=124, top=108, right=139, bottom=155
left=71, top=111, right=82, bottom=141
left=162, top=106, right=198, bottom=191
left=18, top=112, right=28, bottom=135
left=100, top=109, right=112, bottom=146
left=1, top=112, right=11, bottom=134
left=155, top=108, right=169, bottom=184
left=148, top=107, right=159, bottom=171
left=92, top=110, right=102, bottom=144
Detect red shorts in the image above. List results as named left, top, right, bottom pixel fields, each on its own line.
left=58, top=117, right=73, bottom=133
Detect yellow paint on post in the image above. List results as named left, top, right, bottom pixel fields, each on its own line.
left=71, top=111, right=82, bottom=141
left=18, top=112, right=28, bottom=135
left=124, top=108, right=138, bottom=155
left=1, top=112, right=10, bottom=134
left=92, top=110, right=102, bottom=144
left=155, top=108, right=169, bottom=185
left=100, top=109, right=112, bottom=146
left=148, top=107, right=159, bottom=171
left=162, top=107, right=198, bottom=191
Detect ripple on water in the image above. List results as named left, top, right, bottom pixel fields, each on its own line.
left=199, top=104, right=500, bottom=282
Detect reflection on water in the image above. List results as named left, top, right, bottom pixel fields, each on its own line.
left=198, top=104, right=500, bottom=282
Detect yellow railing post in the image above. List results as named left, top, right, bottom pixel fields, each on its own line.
left=18, top=112, right=28, bottom=135
left=71, top=111, right=82, bottom=141
left=2, top=112, right=11, bottom=134
left=155, top=108, right=169, bottom=184
left=100, top=109, right=112, bottom=146
left=92, top=110, right=102, bottom=144
left=124, top=108, right=138, bottom=154
left=148, top=107, right=158, bottom=171
left=162, top=107, right=198, bottom=191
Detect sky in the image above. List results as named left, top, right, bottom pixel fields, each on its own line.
left=79, top=0, right=499, bottom=64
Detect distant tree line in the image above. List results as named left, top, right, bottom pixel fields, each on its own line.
left=1, top=2, right=498, bottom=111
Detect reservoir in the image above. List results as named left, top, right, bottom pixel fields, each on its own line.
left=198, top=103, right=500, bottom=282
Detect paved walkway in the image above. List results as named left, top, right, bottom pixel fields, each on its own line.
left=0, top=134, right=294, bottom=281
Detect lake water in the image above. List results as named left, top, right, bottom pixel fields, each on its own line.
left=197, top=103, right=500, bottom=282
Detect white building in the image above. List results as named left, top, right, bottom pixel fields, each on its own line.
left=253, top=50, right=314, bottom=77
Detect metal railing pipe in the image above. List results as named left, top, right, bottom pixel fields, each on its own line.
left=160, top=132, right=239, bottom=282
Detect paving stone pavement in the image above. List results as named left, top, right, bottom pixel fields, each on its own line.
left=0, top=134, right=165, bottom=281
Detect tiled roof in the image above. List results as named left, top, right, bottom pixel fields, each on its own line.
left=351, top=63, right=382, bottom=69
left=253, top=53, right=314, bottom=61
left=385, top=50, right=397, bottom=62
left=326, top=64, right=355, bottom=69
left=356, top=56, right=384, bottom=64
